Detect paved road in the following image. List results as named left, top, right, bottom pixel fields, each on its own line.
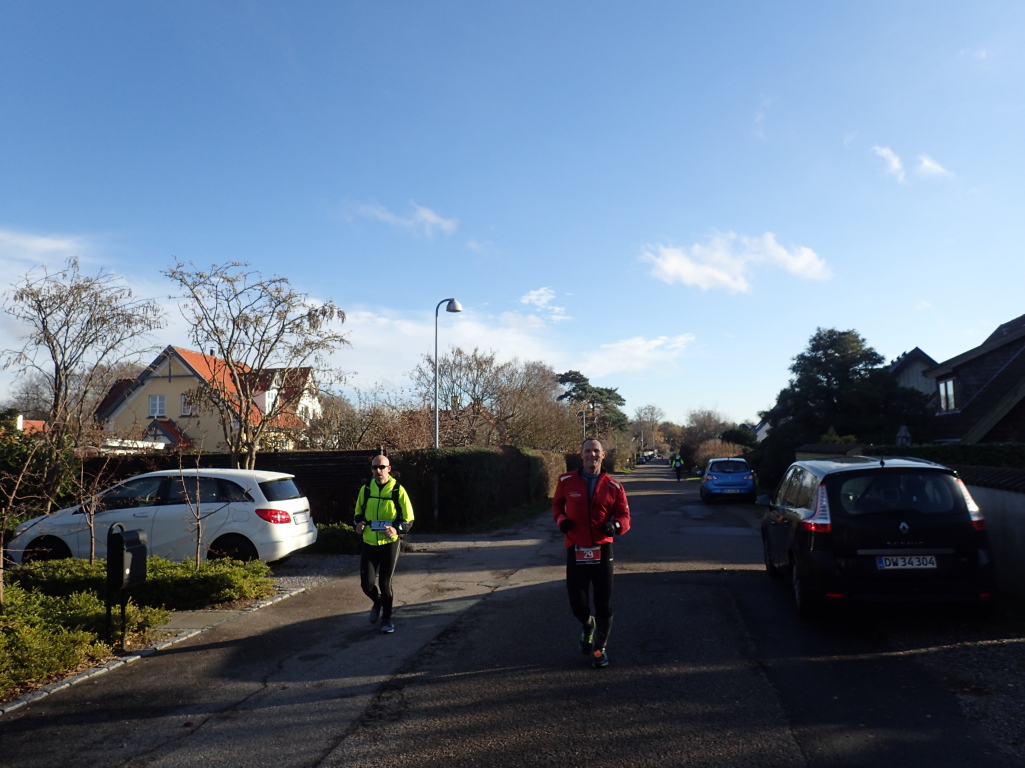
left=0, top=462, right=1015, bottom=767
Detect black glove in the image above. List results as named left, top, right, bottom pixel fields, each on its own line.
left=559, top=518, right=574, bottom=533
left=600, top=520, right=621, bottom=536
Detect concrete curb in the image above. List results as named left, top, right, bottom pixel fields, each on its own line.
left=0, top=587, right=306, bottom=716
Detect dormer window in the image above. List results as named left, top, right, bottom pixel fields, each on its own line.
left=939, top=378, right=956, bottom=412
left=149, top=395, right=166, bottom=418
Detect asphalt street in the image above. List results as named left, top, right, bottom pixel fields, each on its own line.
left=0, top=462, right=1016, bottom=767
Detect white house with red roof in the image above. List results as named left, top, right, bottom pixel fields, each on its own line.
left=94, top=345, right=320, bottom=452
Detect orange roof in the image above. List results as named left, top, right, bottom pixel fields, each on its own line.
left=21, top=419, right=46, bottom=436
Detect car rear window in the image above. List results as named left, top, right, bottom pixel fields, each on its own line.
left=833, top=470, right=962, bottom=515
left=709, top=460, right=748, bottom=473
left=259, top=478, right=304, bottom=501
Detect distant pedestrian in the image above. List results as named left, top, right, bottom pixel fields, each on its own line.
left=671, top=454, right=684, bottom=481
left=553, top=438, right=632, bottom=668
left=354, top=455, right=414, bottom=634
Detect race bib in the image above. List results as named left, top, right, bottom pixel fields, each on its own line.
left=574, top=545, right=601, bottom=565
left=369, top=520, right=392, bottom=532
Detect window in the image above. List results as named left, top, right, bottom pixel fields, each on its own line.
left=163, top=476, right=224, bottom=505
left=181, top=394, right=194, bottom=417
left=96, top=476, right=165, bottom=512
left=836, top=471, right=958, bottom=515
left=939, top=379, right=956, bottom=411
left=149, top=394, right=166, bottom=417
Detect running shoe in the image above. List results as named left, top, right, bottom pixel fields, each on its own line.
left=369, top=603, right=381, bottom=624
left=592, top=648, right=609, bottom=668
left=381, top=619, right=395, bottom=634
left=580, top=618, right=595, bottom=654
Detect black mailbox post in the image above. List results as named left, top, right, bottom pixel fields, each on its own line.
left=106, top=524, right=148, bottom=647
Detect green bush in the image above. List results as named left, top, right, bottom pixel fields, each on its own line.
left=133, top=558, right=274, bottom=609
left=7, top=556, right=275, bottom=611
left=0, top=555, right=274, bottom=703
left=5, top=557, right=106, bottom=597
left=0, top=582, right=156, bottom=702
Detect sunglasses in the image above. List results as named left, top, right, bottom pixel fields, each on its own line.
left=371, top=465, right=390, bottom=470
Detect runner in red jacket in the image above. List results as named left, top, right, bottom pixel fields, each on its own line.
left=552, top=438, right=631, bottom=668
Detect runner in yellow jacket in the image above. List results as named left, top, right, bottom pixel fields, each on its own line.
left=354, top=456, right=414, bottom=634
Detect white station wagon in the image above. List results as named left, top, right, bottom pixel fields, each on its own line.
left=7, top=468, right=317, bottom=564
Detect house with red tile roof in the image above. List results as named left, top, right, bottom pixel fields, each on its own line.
left=94, top=345, right=320, bottom=453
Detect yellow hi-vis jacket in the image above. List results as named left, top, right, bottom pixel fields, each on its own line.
left=354, top=477, right=415, bottom=546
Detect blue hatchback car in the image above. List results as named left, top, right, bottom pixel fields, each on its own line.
left=700, top=457, right=757, bottom=504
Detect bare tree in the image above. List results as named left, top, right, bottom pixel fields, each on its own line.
left=410, top=348, right=579, bottom=450
left=694, top=438, right=746, bottom=468
left=2, top=257, right=165, bottom=510
left=302, top=386, right=407, bottom=451
left=660, top=421, right=685, bottom=451
left=633, top=404, right=666, bottom=450
left=164, top=260, right=348, bottom=469
left=679, top=408, right=735, bottom=467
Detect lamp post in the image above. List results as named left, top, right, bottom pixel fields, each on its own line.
left=433, top=297, right=462, bottom=521
left=434, top=298, right=463, bottom=449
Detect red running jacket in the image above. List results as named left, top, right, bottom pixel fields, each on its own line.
left=552, top=469, right=632, bottom=548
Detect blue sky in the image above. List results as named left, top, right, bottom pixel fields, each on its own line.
left=2, top=2, right=1024, bottom=427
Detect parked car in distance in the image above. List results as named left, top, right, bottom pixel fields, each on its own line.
left=700, top=457, right=757, bottom=504
left=760, top=456, right=995, bottom=617
left=7, top=468, right=317, bottom=565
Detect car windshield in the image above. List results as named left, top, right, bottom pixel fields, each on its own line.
left=833, top=470, right=962, bottom=515
left=709, top=461, right=748, bottom=474
left=259, top=478, right=303, bottom=501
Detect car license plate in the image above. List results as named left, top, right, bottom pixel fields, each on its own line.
left=723, top=489, right=740, bottom=493
left=293, top=512, right=309, bottom=524
left=876, top=555, right=937, bottom=570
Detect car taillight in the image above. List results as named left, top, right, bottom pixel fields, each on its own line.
left=706, top=474, right=718, bottom=481
left=956, top=479, right=986, bottom=530
left=800, top=483, right=832, bottom=533
left=743, top=473, right=754, bottom=481
left=256, top=508, right=292, bottom=524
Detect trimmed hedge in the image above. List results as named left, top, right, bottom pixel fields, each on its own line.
left=866, top=443, right=1025, bottom=469
left=387, top=446, right=567, bottom=532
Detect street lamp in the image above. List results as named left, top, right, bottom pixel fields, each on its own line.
left=434, top=297, right=462, bottom=523
left=434, top=298, right=463, bottom=450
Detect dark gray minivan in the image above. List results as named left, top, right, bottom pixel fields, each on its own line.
left=761, top=456, right=995, bottom=617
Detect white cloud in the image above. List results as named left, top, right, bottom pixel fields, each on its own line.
left=917, top=154, right=952, bottom=178
left=641, top=232, right=830, bottom=294
left=576, top=334, right=696, bottom=378
left=519, top=286, right=571, bottom=322
left=355, top=201, right=458, bottom=237
left=466, top=239, right=494, bottom=255
left=959, top=48, right=989, bottom=60
left=521, top=287, right=555, bottom=308
left=0, top=228, right=94, bottom=275
left=872, top=145, right=906, bottom=183
left=326, top=306, right=562, bottom=392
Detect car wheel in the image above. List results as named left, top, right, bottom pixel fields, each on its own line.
left=22, top=536, right=73, bottom=563
left=791, top=560, right=822, bottom=619
left=208, top=534, right=259, bottom=562
left=763, top=535, right=782, bottom=579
